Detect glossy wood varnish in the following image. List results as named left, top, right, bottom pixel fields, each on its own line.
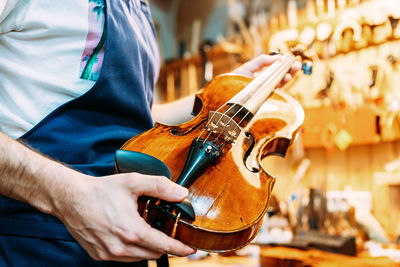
left=121, top=74, right=304, bottom=251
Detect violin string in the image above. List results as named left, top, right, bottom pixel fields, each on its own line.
left=209, top=55, right=291, bottom=143
left=199, top=58, right=284, bottom=143
left=214, top=55, right=295, bottom=143
left=200, top=103, right=243, bottom=145
left=196, top=102, right=243, bottom=142
left=236, top=57, right=295, bottom=127
left=201, top=55, right=293, bottom=144
left=197, top=53, right=294, bottom=145
left=198, top=74, right=269, bottom=144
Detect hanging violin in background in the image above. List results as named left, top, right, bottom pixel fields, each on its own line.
left=115, top=49, right=312, bottom=252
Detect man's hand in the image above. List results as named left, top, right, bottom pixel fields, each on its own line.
left=0, top=132, right=195, bottom=262
left=152, top=54, right=301, bottom=125
left=55, top=173, right=196, bottom=262
left=230, top=54, right=302, bottom=86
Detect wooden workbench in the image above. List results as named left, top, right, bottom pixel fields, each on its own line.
left=260, top=246, right=398, bottom=267
left=149, top=245, right=398, bottom=266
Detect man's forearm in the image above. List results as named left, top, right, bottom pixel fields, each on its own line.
left=0, top=131, right=195, bottom=261
left=0, top=131, right=83, bottom=217
left=151, top=95, right=195, bottom=125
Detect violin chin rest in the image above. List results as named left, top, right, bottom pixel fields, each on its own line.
left=115, top=149, right=171, bottom=179
left=115, top=150, right=196, bottom=221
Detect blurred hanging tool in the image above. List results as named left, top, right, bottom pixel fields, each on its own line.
left=306, top=0, right=316, bottom=21
left=308, top=189, right=326, bottom=231
left=199, top=40, right=214, bottom=86
left=327, top=0, right=336, bottom=18
left=269, top=29, right=299, bottom=52
left=387, top=1, right=400, bottom=38
left=349, top=0, right=361, bottom=6
left=317, top=69, right=334, bottom=99
left=333, top=11, right=362, bottom=53
left=277, top=0, right=288, bottom=30
left=166, top=72, right=176, bottom=102
left=227, top=0, right=253, bottom=50
left=361, top=2, right=391, bottom=44
left=190, top=19, right=201, bottom=56
left=337, top=0, right=347, bottom=10
left=316, top=22, right=334, bottom=59
left=316, top=0, right=325, bottom=17
left=299, top=27, right=316, bottom=49
left=287, top=0, right=298, bottom=28
left=248, top=2, right=263, bottom=57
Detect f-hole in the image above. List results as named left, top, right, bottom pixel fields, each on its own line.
left=170, top=119, right=208, bottom=136
left=243, top=132, right=259, bottom=172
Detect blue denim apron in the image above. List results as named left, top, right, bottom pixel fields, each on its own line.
left=0, top=0, right=158, bottom=265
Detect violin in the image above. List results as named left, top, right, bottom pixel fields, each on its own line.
left=115, top=51, right=311, bottom=252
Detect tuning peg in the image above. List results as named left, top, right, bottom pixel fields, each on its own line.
left=302, top=61, right=313, bottom=75
left=387, top=54, right=398, bottom=65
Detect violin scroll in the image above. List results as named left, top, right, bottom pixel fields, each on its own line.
left=291, top=45, right=313, bottom=75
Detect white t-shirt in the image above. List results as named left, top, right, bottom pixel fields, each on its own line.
left=0, top=0, right=105, bottom=139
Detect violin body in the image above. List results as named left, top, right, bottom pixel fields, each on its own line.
left=118, top=73, right=304, bottom=252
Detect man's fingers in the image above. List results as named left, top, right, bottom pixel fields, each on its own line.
left=282, top=73, right=292, bottom=84
left=123, top=218, right=196, bottom=257
left=231, top=54, right=280, bottom=77
left=231, top=54, right=302, bottom=81
left=289, top=61, right=302, bottom=76
left=127, top=174, right=189, bottom=202
left=100, top=243, right=164, bottom=262
left=242, top=54, right=281, bottom=73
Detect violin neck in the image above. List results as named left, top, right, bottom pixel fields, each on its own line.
left=227, top=53, right=296, bottom=116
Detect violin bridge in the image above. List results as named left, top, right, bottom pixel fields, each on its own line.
left=206, top=111, right=242, bottom=142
